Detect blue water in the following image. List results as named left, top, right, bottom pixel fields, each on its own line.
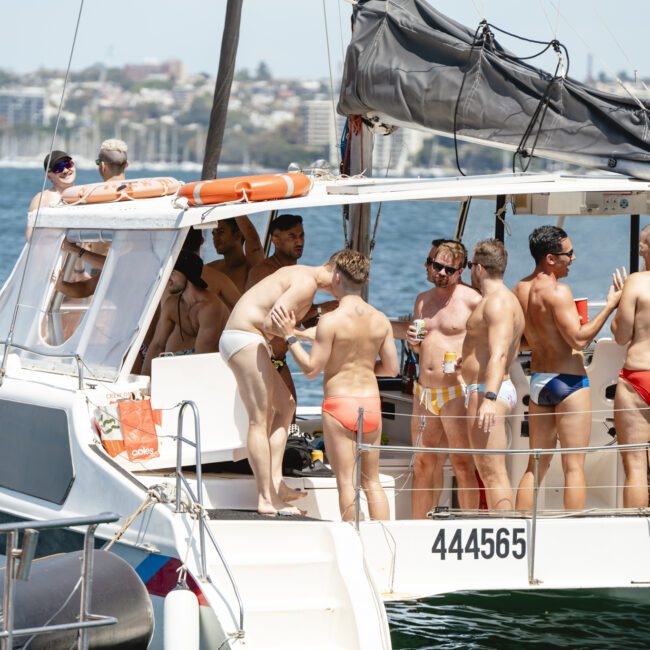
left=5, top=166, right=650, bottom=648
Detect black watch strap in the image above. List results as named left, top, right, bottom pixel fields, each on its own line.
left=484, top=391, right=498, bottom=401
left=285, top=335, right=298, bottom=346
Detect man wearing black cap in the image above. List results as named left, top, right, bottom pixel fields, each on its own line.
left=142, top=250, right=229, bottom=374
left=27, top=150, right=76, bottom=237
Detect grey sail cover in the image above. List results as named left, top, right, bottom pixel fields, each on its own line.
left=338, top=0, right=650, bottom=179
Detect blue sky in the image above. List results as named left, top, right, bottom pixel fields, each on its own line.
left=8, top=1, right=650, bottom=82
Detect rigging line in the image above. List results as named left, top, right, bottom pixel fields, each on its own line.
left=453, top=21, right=487, bottom=176
left=337, top=0, right=346, bottom=65
left=591, top=4, right=646, bottom=89
left=537, top=0, right=557, bottom=38
left=469, top=0, right=484, bottom=21
left=0, top=0, right=85, bottom=381
left=546, top=0, right=648, bottom=96
left=322, top=0, right=341, bottom=168
left=553, top=0, right=561, bottom=40
left=368, top=134, right=396, bottom=256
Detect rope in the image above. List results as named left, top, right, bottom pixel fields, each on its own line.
left=1, top=0, right=86, bottom=382
left=494, top=202, right=512, bottom=237
left=104, top=485, right=171, bottom=550
left=322, top=0, right=341, bottom=167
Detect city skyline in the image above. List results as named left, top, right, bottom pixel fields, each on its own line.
left=8, top=1, right=650, bottom=82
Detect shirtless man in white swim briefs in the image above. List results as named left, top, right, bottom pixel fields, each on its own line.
left=271, top=250, right=399, bottom=521
left=221, top=254, right=338, bottom=516
left=462, top=239, right=525, bottom=511
left=407, top=240, right=480, bottom=517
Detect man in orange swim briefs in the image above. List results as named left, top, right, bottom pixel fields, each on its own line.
left=611, top=224, right=650, bottom=507
left=271, top=250, right=399, bottom=521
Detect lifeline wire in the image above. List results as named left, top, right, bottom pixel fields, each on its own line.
left=1, top=0, right=86, bottom=380
left=323, top=0, right=342, bottom=167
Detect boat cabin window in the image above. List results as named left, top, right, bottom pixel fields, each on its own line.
left=0, top=227, right=180, bottom=381
left=41, top=231, right=113, bottom=345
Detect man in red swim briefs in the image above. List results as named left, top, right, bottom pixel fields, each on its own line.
left=612, top=224, right=650, bottom=508
left=271, top=250, right=399, bottom=521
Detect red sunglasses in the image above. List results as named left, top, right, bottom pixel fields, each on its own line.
left=51, top=159, right=74, bottom=174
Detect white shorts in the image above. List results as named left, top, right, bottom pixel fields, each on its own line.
left=465, top=379, right=517, bottom=411
left=219, top=329, right=272, bottom=363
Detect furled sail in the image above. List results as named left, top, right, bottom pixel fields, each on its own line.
left=338, top=0, right=650, bottom=179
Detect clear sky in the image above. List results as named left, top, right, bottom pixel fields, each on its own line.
left=8, top=1, right=650, bottom=82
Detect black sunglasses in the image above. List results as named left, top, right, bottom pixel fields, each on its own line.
left=552, top=249, right=574, bottom=258
left=467, top=260, right=478, bottom=269
left=429, top=260, right=461, bottom=275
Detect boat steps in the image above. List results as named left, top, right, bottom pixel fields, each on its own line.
left=203, top=519, right=390, bottom=650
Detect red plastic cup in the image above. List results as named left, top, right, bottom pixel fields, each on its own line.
left=575, top=298, right=588, bottom=325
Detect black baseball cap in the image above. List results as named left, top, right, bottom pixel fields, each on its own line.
left=43, top=150, right=71, bottom=172
left=173, top=250, right=208, bottom=290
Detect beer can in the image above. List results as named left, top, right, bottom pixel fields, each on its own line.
left=413, top=319, right=427, bottom=340
left=443, top=351, right=458, bottom=374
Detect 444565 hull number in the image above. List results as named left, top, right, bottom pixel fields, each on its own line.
left=432, top=527, right=526, bottom=560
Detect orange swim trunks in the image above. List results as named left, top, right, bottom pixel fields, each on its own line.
left=321, top=396, right=382, bottom=434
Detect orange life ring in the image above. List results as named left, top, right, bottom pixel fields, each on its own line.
left=61, top=177, right=182, bottom=205
left=178, top=172, right=311, bottom=207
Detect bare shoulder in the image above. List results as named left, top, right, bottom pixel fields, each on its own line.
left=29, top=190, right=58, bottom=212
left=512, top=277, right=530, bottom=299
left=456, top=283, right=481, bottom=307
left=160, top=292, right=177, bottom=319
left=206, top=259, right=225, bottom=271
left=286, top=265, right=317, bottom=287
left=548, top=279, right=573, bottom=304
left=624, top=271, right=650, bottom=292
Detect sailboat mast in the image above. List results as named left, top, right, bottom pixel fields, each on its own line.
left=201, top=0, right=244, bottom=181
left=345, top=5, right=374, bottom=299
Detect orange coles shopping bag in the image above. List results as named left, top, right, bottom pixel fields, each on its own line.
left=117, top=399, right=160, bottom=461
left=95, top=404, right=125, bottom=458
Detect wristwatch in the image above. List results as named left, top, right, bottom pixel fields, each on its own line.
left=285, top=335, right=298, bottom=346
left=484, top=391, right=498, bottom=401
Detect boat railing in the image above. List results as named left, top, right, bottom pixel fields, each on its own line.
left=0, top=511, right=119, bottom=650
left=351, top=407, right=650, bottom=585
left=0, top=339, right=84, bottom=389
left=175, top=400, right=245, bottom=639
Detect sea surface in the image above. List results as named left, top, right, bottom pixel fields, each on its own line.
left=4, top=166, right=650, bottom=648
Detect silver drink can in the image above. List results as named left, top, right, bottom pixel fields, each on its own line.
left=413, top=319, right=427, bottom=340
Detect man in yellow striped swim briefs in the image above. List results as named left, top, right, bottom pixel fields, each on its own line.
left=406, top=240, right=481, bottom=517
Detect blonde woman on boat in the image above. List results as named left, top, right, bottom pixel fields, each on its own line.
left=611, top=224, right=650, bottom=508
left=271, top=250, right=399, bottom=521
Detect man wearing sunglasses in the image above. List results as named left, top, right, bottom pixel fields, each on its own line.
left=27, top=151, right=77, bottom=237
left=514, top=225, right=625, bottom=511
left=463, top=239, right=525, bottom=511
left=406, top=239, right=481, bottom=517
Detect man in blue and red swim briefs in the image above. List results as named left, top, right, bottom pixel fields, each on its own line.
left=612, top=224, right=650, bottom=508
left=514, top=225, right=625, bottom=511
